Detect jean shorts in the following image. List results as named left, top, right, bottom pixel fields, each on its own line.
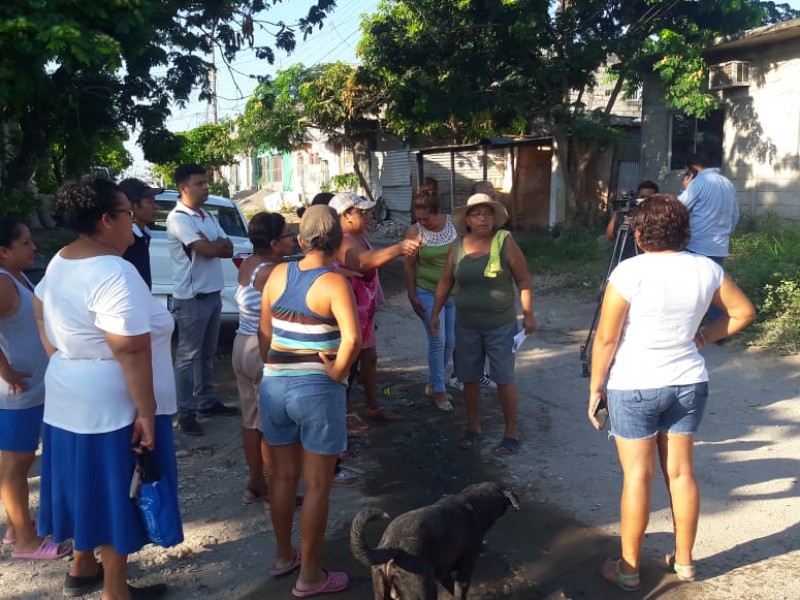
left=259, top=375, right=346, bottom=456
left=454, top=320, right=517, bottom=385
left=608, top=382, right=709, bottom=440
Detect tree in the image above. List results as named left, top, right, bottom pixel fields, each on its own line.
left=0, top=0, right=335, bottom=199
left=358, top=0, right=798, bottom=223
left=149, top=121, right=237, bottom=191
left=237, top=61, right=382, bottom=199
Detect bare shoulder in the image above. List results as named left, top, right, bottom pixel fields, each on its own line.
left=0, top=273, right=18, bottom=314
left=265, top=262, right=288, bottom=292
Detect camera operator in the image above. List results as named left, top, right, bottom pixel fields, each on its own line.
left=605, top=181, right=659, bottom=261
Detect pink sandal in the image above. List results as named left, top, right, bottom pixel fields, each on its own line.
left=291, top=570, right=349, bottom=598
left=269, top=551, right=301, bottom=577
left=11, top=538, right=73, bottom=560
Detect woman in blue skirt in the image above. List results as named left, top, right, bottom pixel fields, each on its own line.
left=0, top=218, right=70, bottom=560
left=34, top=177, right=182, bottom=599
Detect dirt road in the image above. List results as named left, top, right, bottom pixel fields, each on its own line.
left=2, top=245, right=798, bottom=599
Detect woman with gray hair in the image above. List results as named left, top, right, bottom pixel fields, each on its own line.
left=258, top=205, right=361, bottom=597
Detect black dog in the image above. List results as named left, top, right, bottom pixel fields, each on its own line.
left=350, top=481, right=519, bottom=599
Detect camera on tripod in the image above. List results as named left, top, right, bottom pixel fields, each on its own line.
left=612, top=191, right=637, bottom=214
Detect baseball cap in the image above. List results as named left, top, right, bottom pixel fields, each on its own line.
left=328, top=192, right=376, bottom=215
left=299, top=205, right=341, bottom=245
left=118, top=178, right=164, bottom=202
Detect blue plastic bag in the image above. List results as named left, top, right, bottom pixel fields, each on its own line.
left=133, top=449, right=184, bottom=548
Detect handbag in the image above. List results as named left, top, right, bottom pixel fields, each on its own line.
left=131, top=449, right=184, bottom=548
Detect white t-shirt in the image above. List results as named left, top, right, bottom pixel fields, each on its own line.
left=35, top=254, right=176, bottom=433
left=606, top=252, right=724, bottom=390
left=166, top=203, right=228, bottom=299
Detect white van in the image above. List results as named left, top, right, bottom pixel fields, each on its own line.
left=149, top=191, right=253, bottom=322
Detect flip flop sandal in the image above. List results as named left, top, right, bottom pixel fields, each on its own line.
left=291, top=570, right=349, bottom=598
left=366, top=407, right=401, bottom=420
left=241, top=487, right=267, bottom=504
left=3, top=520, right=36, bottom=545
left=270, top=552, right=302, bottom=577
left=666, top=553, right=696, bottom=581
left=11, top=538, right=73, bottom=560
left=601, top=558, right=641, bottom=592
left=494, top=437, right=520, bottom=456
left=346, top=413, right=370, bottom=431
left=458, top=430, right=481, bottom=449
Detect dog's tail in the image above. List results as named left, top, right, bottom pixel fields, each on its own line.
left=350, top=507, right=390, bottom=567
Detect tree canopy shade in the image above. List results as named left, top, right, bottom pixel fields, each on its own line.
left=0, top=0, right=336, bottom=198
left=237, top=61, right=382, bottom=198
left=357, top=0, right=798, bottom=221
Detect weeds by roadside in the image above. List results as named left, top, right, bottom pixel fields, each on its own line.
left=519, top=214, right=800, bottom=354
left=727, top=213, right=800, bottom=353
left=518, top=226, right=609, bottom=296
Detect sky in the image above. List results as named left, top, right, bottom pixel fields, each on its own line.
left=126, top=0, right=800, bottom=176
left=125, top=0, right=380, bottom=176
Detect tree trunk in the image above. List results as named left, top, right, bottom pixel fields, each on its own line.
left=2, top=111, right=48, bottom=194
left=353, top=155, right=374, bottom=203
left=553, top=123, right=599, bottom=225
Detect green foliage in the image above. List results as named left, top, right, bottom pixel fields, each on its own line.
left=356, top=0, right=781, bottom=220
left=0, top=0, right=336, bottom=192
left=726, top=213, right=800, bottom=353
left=237, top=61, right=379, bottom=153
left=177, top=122, right=236, bottom=168
left=330, top=173, right=359, bottom=192
left=0, top=191, right=38, bottom=219
left=208, top=180, right=230, bottom=198
left=519, top=226, right=608, bottom=292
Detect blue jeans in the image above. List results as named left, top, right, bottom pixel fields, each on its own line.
left=173, top=294, right=222, bottom=417
left=260, top=375, right=347, bottom=456
left=706, top=256, right=726, bottom=324
left=607, top=382, right=709, bottom=440
left=417, top=287, right=455, bottom=394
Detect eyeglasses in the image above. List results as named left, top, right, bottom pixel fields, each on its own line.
left=278, top=232, right=294, bottom=239
left=109, top=209, right=134, bottom=219
left=468, top=211, right=494, bottom=220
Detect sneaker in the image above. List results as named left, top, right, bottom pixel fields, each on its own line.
left=480, top=373, right=498, bottom=389
left=448, top=375, right=464, bottom=391
left=177, top=414, right=204, bottom=436
left=64, top=565, right=104, bottom=598
left=198, top=401, right=240, bottom=417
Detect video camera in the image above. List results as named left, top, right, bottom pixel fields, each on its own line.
left=612, top=191, right=638, bottom=214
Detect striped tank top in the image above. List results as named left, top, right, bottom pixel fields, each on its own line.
left=265, top=261, right=341, bottom=378
left=234, top=260, right=272, bottom=336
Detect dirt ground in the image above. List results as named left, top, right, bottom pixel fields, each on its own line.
left=2, top=236, right=799, bottom=599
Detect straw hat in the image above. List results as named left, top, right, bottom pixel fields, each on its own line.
left=451, top=193, right=509, bottom=234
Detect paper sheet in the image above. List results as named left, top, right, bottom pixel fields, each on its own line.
left=512, top=329, right=529, bottom=354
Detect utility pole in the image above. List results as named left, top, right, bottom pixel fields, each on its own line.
left=207, top=23, right=218, bottom=124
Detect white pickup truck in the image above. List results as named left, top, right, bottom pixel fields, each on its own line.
left=149, top=191, right=253, bottom=323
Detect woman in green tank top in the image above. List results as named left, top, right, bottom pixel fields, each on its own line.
left=404, top=189, right=458, bottom=411
left=430, top=193, right=537, bottom=456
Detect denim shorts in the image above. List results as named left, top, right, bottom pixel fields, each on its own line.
left=259, top=375, right=346, bottom=455
left=454, top=320, right=517, bottom=385
left=608, top=382, right=709, bottom=440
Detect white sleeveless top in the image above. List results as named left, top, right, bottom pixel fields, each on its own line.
left=235, top=261, right=272, bottom=336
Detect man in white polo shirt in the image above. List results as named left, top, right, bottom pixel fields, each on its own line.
left=167, top=164, right=239, bottom=436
